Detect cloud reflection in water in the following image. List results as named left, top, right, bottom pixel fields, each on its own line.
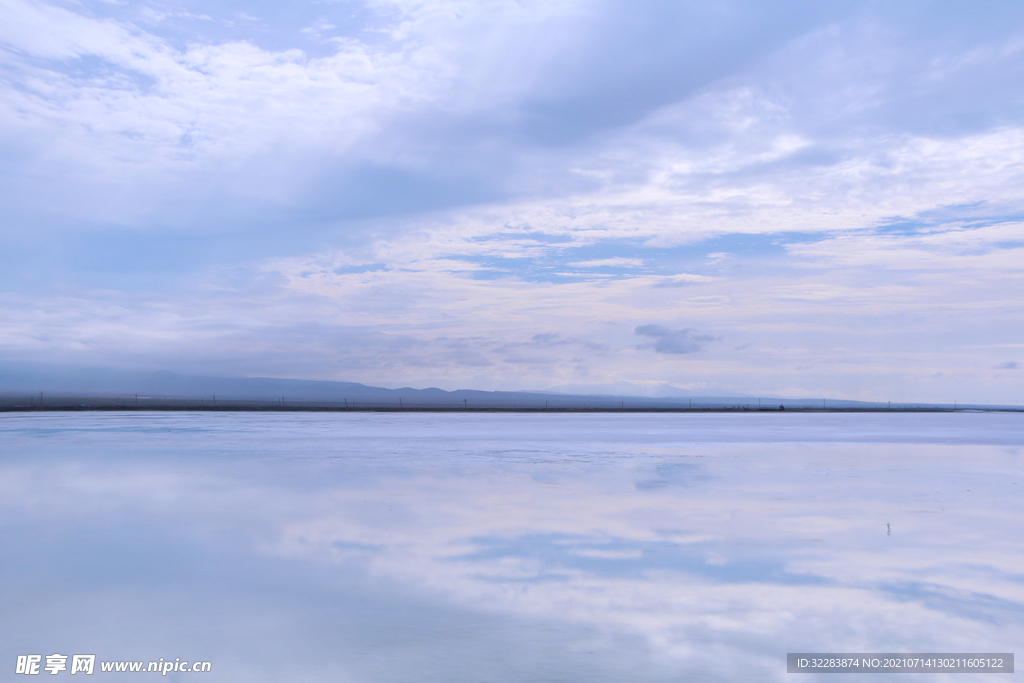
left=0, top=412, right=1020, bottom=682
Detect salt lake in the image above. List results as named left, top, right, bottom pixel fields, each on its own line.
left=1, top=412, right=1020, bottom=681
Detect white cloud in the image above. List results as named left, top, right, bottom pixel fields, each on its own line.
left=568, top=258, right=644, bottom=268
left=2, top=0, right=1024, bottom=402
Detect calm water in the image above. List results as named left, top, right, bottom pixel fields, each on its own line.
left=1, top=412, right=1021, bottom=682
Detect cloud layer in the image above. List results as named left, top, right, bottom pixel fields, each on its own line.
left=1, top=0, right=1023, bottom=401
left=635, top=325, right=717, bottom=355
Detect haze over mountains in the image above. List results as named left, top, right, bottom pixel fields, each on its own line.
left=0, top=363, right=1012, bottom=410
left=0, top=363, right=766, bottom=406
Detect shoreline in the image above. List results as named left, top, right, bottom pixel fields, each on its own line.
left=1, top=403, right=1018, bottom=414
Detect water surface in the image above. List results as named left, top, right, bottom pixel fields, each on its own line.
left=1, top=412, right=1020, bottom=681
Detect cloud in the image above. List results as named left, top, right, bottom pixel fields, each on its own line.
left=300, top=19, right=338, bottom=38
left=635, top=325, right=718, bottom=355
left=567, top=258, right=644, bottom=268
left=2, top=0, right=1024, bottom=402
left=653, top=274, right=719, bottom=288
left=993, top=361, right=1018, bottom=370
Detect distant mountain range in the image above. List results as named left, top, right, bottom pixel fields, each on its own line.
left=0, top=363, right=1016, bottom=410
left=0, top=364, right=774, bottom=409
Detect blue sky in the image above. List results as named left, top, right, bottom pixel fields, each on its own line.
left=1, top=0, right=1022, bottom=402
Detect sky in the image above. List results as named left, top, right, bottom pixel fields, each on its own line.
left=0, top=0, right=1022, bottom=402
